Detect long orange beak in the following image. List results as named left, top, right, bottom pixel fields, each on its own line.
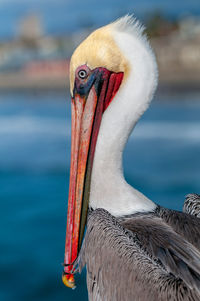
left=62, top=66, right=123, bottom=288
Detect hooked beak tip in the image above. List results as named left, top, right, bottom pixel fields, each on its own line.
left=62, top=272, right=76, bottom=289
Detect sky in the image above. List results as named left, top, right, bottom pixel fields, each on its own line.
left=0, top=0, right=200, bottom=39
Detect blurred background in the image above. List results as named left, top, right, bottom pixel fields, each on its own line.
left=0, top=0, right=200, bottom=300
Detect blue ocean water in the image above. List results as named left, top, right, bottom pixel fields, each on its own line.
left=0, top=90, right=200, bottom=301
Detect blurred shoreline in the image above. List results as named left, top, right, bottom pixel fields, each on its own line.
left=0, top=14, right=200, bottom=94
left=0, top=72, right=69, bottom=92
left=0, top=72, right=199, bottom=94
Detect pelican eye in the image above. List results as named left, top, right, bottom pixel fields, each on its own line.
left=78, top=69, right=88, bottom=79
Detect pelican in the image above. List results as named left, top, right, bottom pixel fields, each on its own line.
left=62, top=16, right=200, bottom=300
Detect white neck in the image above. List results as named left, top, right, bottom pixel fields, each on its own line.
left=89, top=23, right=158, bottom=216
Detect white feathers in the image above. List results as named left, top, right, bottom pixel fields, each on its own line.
left=112, top=14, right=158, bottom=88
left=112, top=14, right=146, bottom=39
left=89, top=16, right=158, bottom=216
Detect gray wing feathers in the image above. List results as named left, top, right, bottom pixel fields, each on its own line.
left=77, top=209, right=200, bottom=301
left=183, top=194, right=200, bottom=218
left=157, top=206, right=200, bottom=249
left=122, top=216, right=200, bottom=292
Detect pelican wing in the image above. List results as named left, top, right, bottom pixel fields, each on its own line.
left=183, top=194, right=200, bottom=218
left=77, top=208, right=200, bottom=301
left=156, top=206, right=200, bottom=249
left=122, top=214, right=200, bottom=292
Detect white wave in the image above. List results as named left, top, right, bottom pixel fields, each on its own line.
left=0, top=116, right=71, bottom=136
left=0, top=116, right=200, bottom=141
left=131, top=121, right=200, bottom=141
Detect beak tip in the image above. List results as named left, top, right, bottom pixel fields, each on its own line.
left=62, top=272, right=76, bottom=289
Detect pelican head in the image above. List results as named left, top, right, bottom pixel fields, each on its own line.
left=63, top=15, right=158, bottom=288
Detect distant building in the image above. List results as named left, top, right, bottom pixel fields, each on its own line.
left=24, top=60, right=70, bottom=78
left=179, top=17, right=200, bottom=39
left=18, top=14, right=43, bottom=40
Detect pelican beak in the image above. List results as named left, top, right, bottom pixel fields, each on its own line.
left=62, top=66, right=123, bottom=288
